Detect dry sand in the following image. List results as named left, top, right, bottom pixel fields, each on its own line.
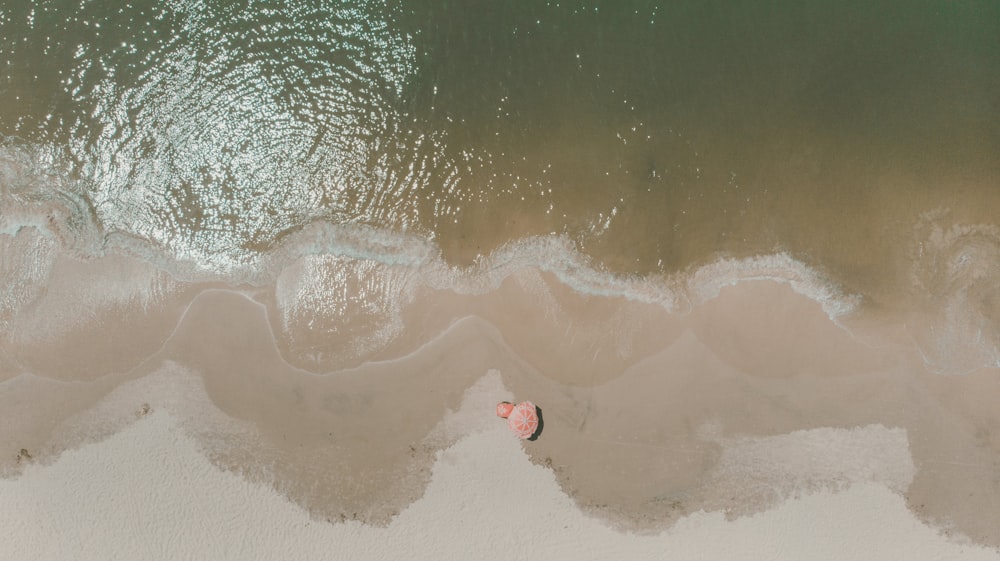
left=2, top=260, right=1000, bottom=556
left=2, top=372, right=998, bottom=561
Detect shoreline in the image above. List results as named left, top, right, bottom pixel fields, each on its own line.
left=2, top=262, right=1000, bottom=548
left=2, top=372, right=998, bottom=560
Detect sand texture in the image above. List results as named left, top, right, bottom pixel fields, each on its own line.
left=2, top=262, right=1000, bottom=556
left=2, top=373, right=999, bottom=561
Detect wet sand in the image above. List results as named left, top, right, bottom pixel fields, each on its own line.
left=4, top=374, right=999, bottom=561
left=2, top=256, right=1000, bottom=553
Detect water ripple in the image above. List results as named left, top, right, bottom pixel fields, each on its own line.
left=63, top=0, right=447, bottom=272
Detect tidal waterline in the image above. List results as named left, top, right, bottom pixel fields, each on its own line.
left=4, top=1, right=999, bottom=295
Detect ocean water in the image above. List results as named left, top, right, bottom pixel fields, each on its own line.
left=3, top=0, right=1000, bottom=372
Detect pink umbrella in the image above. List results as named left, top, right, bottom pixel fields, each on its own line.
left=496, top=401, right=539, bottom=439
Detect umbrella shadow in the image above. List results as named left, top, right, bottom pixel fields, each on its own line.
left=527, top=405, right=544, bottom=441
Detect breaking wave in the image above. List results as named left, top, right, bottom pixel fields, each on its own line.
left=5, top=138, right=999, bottom=376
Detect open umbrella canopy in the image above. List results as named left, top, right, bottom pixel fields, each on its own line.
left=506, top=401, right=539, bottom=439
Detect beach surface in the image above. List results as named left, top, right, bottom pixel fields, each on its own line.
left=2, top=370, right=999, bottom=561
left=3, top=267, right=1000, bottom=558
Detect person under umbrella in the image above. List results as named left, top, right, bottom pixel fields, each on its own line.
left=496, top=401, right=540, bottom=439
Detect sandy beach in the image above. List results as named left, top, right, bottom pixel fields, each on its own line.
left=3, top=256, right=1000, bottom=559
left=2, top=371, right=999, bottom=561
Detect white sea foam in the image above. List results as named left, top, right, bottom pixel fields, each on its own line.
left=0, top=139, right=935, bottom=369
left=0, top=172, right=864, bottom=362
left=1, top=138, right=858, bottom=330
left=262, top=225, right=857, bottom=320
left=0, top=142, right=102, bottom=251
left=909, top=213, right=1000, bottom=374
left=257, top=227, right=863, bottom=366
left=684, top=253, right=861, bottom=318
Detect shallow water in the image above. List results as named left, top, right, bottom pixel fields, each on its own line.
left=3, top=1, right=999, bottom=362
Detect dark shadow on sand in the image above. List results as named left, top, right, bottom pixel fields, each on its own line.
left=527, top=405, right=543, bottom=441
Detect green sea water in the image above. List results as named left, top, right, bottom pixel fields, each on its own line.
left=2, top=0, right=999, bottom=321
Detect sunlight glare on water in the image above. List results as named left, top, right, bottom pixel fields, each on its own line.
left=65, top=1, right=449, bottom=270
